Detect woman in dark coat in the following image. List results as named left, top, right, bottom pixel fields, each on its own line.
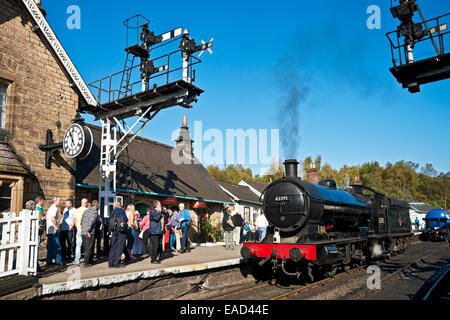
left=149, top=200, right=167, bottom=264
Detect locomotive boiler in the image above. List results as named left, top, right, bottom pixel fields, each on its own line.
left=241, top=159, right=412, bottom=280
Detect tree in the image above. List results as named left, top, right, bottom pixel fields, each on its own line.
left=302, top=156, right=313, bottom=177
left=318, top=163, right=338, bottom=183
left=314, top=155, right=322, bottom=172
left=421, top=163, right=437, bottom=177
left=256, top=159, right=284, bottom=183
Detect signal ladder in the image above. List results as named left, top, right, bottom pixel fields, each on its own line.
left=99, top=118, right=117, bottom=217
left=118, top=53, right=136, bottom=99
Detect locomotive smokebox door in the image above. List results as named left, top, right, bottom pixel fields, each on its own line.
left=264, top=181, right=308, bottom=232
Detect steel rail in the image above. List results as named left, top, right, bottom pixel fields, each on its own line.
left=420, top=265, right=450, bottom=300
left=208, top=281, right=271, bottom=300
left=271, top=266, right=364, bottom=300
left=271, top=240, right=434, bottom=300
left=351, top=246, right=449, bottom=300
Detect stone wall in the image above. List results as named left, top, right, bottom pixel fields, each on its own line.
left=40, top=263, right=255, bottom=300
left=0, top=0, right=79, bottom=210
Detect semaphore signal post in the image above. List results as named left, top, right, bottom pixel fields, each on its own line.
left=79, top=15, right=214, bottom=218
left=21, top=0, right=214, bottom=222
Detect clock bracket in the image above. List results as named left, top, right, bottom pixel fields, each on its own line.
left=38, top=129, right=63, bottom=170
left=39, top=111, right=86, bottom=170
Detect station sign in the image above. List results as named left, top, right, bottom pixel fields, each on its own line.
left=191, top=201, right=207, bottom=209
left=161, top=197, right=178, bottom=205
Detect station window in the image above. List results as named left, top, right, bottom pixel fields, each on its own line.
left=244, top=207, right=250, bottom=223
left=0, top=83, right=6, bottom=129
left=0, top=180, right=12, bottom=212
left=253, top=210, right=258, bottom=225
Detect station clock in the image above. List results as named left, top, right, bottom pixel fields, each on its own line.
left=62, top=123, right=93, bottom=159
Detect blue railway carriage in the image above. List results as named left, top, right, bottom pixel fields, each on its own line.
left=422, top=209, right=450, bottom=241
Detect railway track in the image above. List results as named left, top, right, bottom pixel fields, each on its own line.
left=351, top=244, right=450, bottom=300
left=271, top=266, right=364, bottom=300
left=208, top=281, right=273, bottom=300
left=205, top=241, right=446, bottom=300
left=416, top=265, right=450, bottom=300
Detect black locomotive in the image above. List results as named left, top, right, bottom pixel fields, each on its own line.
left=241, top=159, right=412, bottom=280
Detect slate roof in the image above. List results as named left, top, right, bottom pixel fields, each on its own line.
left=76, top=125, right=230, bottom=203
left=409, top=203, right=439, bottom=213
left=241, top=180, right=269, bottom=194
left=0, top=142, right=30, bottom=175
left=217, top=181, right=261, bottom=204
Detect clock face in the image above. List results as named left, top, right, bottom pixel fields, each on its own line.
left=63, top=123, right=86, bottom=158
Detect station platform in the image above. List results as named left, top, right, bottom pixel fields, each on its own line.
left=38, top=244, right=243, bottom=297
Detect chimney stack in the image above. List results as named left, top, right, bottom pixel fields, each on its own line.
left=284, top=159, right=299, bottom=178
left=307, top=163, right=318, bottom=184
left=353, top=175, right=362, bottom=185
left=175, top=115, right=194, bottom=157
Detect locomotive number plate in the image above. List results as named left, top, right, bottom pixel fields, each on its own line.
left=275, top=195, right=289, bottom=202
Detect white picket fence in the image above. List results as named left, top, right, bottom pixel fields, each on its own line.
left=0, top=210, right=39, bottom=278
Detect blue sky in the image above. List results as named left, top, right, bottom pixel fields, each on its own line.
left=44, top=0, right=450, bottom=175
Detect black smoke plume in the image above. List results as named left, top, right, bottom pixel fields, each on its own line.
left=274, top=55, right=310, bottom=161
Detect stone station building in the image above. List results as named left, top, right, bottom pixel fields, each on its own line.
left=0, top=0, right=83, bottom=212
left=0, top=1, right=236, bottom=246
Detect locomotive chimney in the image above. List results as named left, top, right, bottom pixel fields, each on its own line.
left=307, top=163, right=318, bottom=184
left=284, top=159, right=299, bottom=178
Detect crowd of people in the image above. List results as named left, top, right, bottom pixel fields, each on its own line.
left=221, top=207, right=268, bottom=250
left=27, top=196, right=268, bottom=270
left=29, top=196, right=193, bottom=269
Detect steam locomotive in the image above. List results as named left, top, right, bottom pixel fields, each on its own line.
left=241, top=159, right=412, bottom=280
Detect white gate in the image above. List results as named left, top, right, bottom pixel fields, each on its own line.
left=0, top=210, right=39, bottom=278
